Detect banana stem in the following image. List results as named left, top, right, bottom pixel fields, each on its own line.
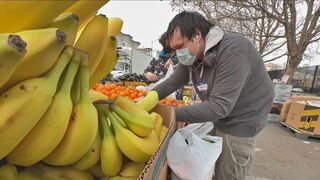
left=59, top=55, right=80, bottom=94
left=44, top=46, right=73, bottom=84
left=104, top=108, right=122, bottom=132
left=78, top=50, right=90, bottom=101
left=110, top=104, right=130, bottom=123
left=98, top=108, right=112, bottom=138
left=70, top=71, right=80, bottom=105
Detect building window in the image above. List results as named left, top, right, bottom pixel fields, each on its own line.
left=121, top=42, right=126, bottom=47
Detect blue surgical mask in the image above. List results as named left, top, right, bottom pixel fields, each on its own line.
left=175, top=37, right=199, bottom=66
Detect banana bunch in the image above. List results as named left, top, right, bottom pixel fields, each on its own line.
left=137, top=90, right=159, bottom=112
left=97, top=106, right=123, bottom=176
left=0, top=28, right=68, bottom=93
left=0, top=1, right=76, bottom=33
left=0, top=1, right=172, bottom=179
left=87, top=94, right=168, bottom=179
left=7, top=47, right=81, bottom=166
left=69, top=93, right=166, bottom=179
left=44, top=50, right=98, bottom=166
left=0, top=46, right=73, bottom=160
left=18, top=163, right=93, bottom=180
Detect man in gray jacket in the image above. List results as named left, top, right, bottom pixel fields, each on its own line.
left=153, top=11, right=274, bottom=180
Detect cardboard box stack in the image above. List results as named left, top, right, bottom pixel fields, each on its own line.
left=286, top=100, right=320, bottom=136
left=280, top=96, right=320, bottom=122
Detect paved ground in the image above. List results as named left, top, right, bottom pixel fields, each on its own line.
left=246, top=122, right=320, bottom=180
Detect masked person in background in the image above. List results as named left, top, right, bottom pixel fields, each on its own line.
left=144, top=32, right=178, bottom=82
left=152, top=11, right=275, bottom=180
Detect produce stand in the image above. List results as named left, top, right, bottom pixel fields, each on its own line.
left=138, top=104, right=176, bottom=180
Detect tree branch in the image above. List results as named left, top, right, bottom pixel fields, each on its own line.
left=263, top=53, right=288, bottom=63
left=262, top=41, right=287, bottom=57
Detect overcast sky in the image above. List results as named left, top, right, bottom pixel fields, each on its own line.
left=99, top=0, right=178, bottom=51
left=99, top=0, right=319, bottom=66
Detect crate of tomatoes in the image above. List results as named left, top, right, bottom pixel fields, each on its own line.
left=159, top=97, right=186, bottom=107
left=93, top=83, right=146, bottom=100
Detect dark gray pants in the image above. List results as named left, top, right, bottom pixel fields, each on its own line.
left=214, top=129, right=256, bottom=180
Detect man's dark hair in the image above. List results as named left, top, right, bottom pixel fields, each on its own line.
left=167, top=11, right=214, bottom=40
left=159, top=31, right=173, bottom=53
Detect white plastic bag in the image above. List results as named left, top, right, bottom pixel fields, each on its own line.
left=167, top=122, right=222, bottom=180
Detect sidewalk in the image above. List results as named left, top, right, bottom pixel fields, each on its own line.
left=247, top=122, right=320, bottom=180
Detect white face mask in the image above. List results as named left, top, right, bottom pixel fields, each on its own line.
left=175, top=37, right=199, bottom=66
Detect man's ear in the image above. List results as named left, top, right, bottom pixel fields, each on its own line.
left=195, top=29, right=202, bottom=40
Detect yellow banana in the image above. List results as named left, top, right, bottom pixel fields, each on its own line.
left=109, top=176, right=136, bottom=180
left=108, top=17, right=123, bottom=37
left=75, top=12, right=96, bottom=43
left=17, top=171, right=42, bottom=180
left=72, top=127, right=102, bottom=171
left=0, top=163, right=17, bottom=180
left=88, top=163, right=105, bottom=179
left=0, top=46, right=73, bottom=160
left=7, top=48, right=80, bottom=166
left=112, top=111, right=127, bottom=128
left=89, top=36, right=118, bottom=88
left=106, top=108, right=159, bottom=163
left=119, top=162, right=146, bottom=178
left=97, top=106, right=122, bottom=176
left=64, top=0, right=109, bottom=26
left=136, top=90, right=159, bottom=112
left=75, top=15, right=109, bottom=76
left=159, top=125, right=169, bottom=142
left=0, top=28, right=67, bottom=93
left=79, top=11, right=97, bottom=31
left=150, top=112, right=163, bottom=137
left=48, top=12, right=80, bottom=45
left=111, top=104, right=154, bottom=138
left=0, top=1, right=76, bottom=33
left=0, top=34, right=26, bottom=88
left=114, top=96, right=151, bottom=116
left=22, top=163, right=93, bottom=180
left=88, top=17, right=123, bottom=87
left=89, top=89, right=109, bottom=103
left=44, top=49, right=98, bottom=166
left=111, top=96, right=154, bottom=137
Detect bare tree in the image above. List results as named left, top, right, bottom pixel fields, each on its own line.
left=170, top=0, right=286, bottom=61
left=171, top=0, right=320, bottom=82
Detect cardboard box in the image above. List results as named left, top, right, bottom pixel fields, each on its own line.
left=138, top=104, right=176, bottom=180
left=286, top=101, right=320, bottom=135
left=280, top=100, right=291, bottom=122
left=290, top=95, right=320, bottom=101
left=280, top=96, right=320, bottom=122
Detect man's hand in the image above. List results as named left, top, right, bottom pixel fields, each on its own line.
left=164, top=59, right=173, bottom=69
left=145, top=72, right=158, bottom=82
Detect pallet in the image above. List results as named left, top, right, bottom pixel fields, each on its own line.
left=280, top=122, right=320, bottom=140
